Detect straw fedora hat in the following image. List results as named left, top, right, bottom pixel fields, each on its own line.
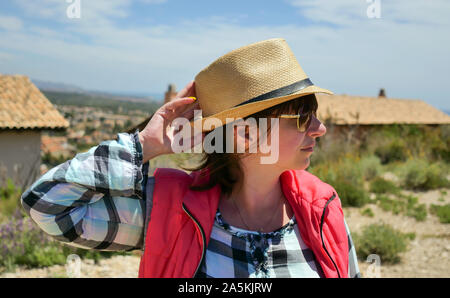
left=191, top=38, right=333, bottom=131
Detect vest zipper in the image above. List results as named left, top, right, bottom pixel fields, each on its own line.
left=319, top=193, right=341, bottom=278
left=182, top=203, right=206, bottom=278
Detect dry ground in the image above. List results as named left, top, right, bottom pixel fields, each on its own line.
left=1, top=188, right=449, bottom=278
left=346, top=188, right=450, bottom=278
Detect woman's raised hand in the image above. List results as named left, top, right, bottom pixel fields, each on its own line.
left=138, top=81, right=204, bottom=163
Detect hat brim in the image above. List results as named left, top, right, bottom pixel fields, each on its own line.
left=190, top=85, right=333, bottom=132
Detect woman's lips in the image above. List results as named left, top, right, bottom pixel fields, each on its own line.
left=300, top=146, right=314, bottom=152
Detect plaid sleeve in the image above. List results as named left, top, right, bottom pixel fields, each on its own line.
left=345, top=219, right=361, bottom=278
left=20, top=129, right=149, bottom=251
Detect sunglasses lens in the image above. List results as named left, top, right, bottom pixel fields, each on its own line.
left=297, top=114, right=311, bottom=132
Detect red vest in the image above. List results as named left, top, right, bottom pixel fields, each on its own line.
left=138, top=168, right=349, bottom=278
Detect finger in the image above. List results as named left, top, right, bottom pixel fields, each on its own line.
left=176, top=81, right=196, bottom=98
left=161, top=97, right=197, bottom=115
left=180, top=101, right=200, bottom=120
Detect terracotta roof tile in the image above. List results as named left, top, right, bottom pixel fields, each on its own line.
left=316, top=94, right=450, bottom=125
left=0, top=74, right=69, bottom=129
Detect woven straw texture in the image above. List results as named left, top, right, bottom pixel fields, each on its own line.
left=192, top=38, right=332, bottom=131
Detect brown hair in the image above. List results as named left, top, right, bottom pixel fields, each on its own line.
left=185, top=94, right=318, bottom=196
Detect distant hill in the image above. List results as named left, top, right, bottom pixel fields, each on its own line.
left=32, top=79, right=85, bottom=93
left=32, top=78, right=164, bottom=103
left=42, top=90, right=161, bottom=114
left=32, top=78, right=165, bottom=113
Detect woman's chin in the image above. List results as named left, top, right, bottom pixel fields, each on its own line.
left=294, top=156, right=310, bottom=170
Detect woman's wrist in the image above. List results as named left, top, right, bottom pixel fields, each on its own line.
left=138, top=131, right=162, bottom=163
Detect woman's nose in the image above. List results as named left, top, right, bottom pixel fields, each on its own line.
left=307, top=115, right=327, bottom=138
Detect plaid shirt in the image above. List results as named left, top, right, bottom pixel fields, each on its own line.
left=21, top=130, right=360, bottom=277
left=21, top=130, right=147, bottom=251
left=197, top=210, right=360, bottom=278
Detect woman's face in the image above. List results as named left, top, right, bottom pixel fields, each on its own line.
left=236, top=109, right=326, bottom=171
left=240, top=113, right=326, bottom=171
left=275, top=114, right=326, bottom=170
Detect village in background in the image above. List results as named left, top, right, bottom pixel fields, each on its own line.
left=0, top=73, right=449, bottom=277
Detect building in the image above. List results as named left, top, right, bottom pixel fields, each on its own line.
left=316, top=91, right=450, bottom=125
left=0, top=74, right=69, bottom=190
left=41, top=135, right=76, bottom=159
left=164, top=84, right=177, bottom=104
left=315, top=90, right=450, bottom=141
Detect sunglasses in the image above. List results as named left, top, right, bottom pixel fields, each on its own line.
left=279, top=113, right=312, bottom=132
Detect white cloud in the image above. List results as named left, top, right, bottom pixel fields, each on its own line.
left=14, top=0, right=132, bottom=23
left=139, top=0, right=168, bottom=4
left=289, top=0, right=368, bottom=26
left=14, top=0, right=168, bottom=23
left=380, top=0, right=450, bottom=26
left=14, top=0, right=66, bottom=20
left=288, top=0, right=450, bottom=26
left=0, top=15, right=23, bottom=31
left=2, top=0, right=449, bottom=109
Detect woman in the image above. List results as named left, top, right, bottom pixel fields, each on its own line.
left=21, top=38, right=360, bottom=278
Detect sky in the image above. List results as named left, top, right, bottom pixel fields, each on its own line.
left=0, top=0, right=449, bottom=111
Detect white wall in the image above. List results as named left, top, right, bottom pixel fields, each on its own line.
left=0, top=130, right=41, bottom=191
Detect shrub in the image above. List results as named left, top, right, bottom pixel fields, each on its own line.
left=404, top=232, right=416, bottom=241
left=309, top=155, right=370, bottom=207
left=406, top=202, right=427, bottom=222
left=353, top=223, right=412, bottom=264
left=334, top=178, right=370, bottom=207
left=359, top=155, right=383, bottom=181
left=369, top=177, right=399, bottom=194
left=429, top=204, right=450, bottom=224
left=0, top=210, right=130, bottom=273
left=376, top=195, right=403, bottom=215
left=0, top=178, right=22, bottom=219
left=307, top=162, right=336, bottom=185
left=375, top=194, right=427, bottom=221
left=375, top=140, right=408, bottom=164
left=396, top=159, right=449, bottom=190
left=427, top=126, right=450, bottom=162
left=310, top=151, right=363, bottom=182
left=332, top=156, right=365, bottom=185
left=310, top=153, right=383, bottom=185
left=309, top=137, right=356, bottom=166
left=361, top=207, right=375, bottom=217
left=312, top=154, right=383, bottom=187
left=317, top=125, right=447, bottom=167
left=42, top=152, right=68, bottom=168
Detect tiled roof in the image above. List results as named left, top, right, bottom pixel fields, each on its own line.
left=316, top=94, right=450, bottom=125
left=0, top=74, right=69, bottom=129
